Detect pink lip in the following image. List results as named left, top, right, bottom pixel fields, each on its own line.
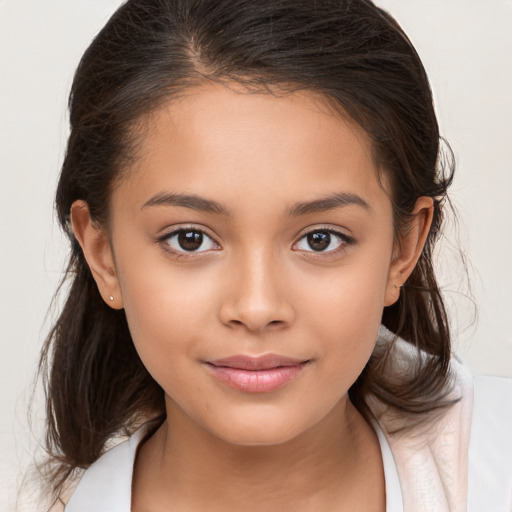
left=205, top=354, right=310, bottom=393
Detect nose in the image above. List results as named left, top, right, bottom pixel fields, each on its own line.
left=218, top=250, right=295, bottom=333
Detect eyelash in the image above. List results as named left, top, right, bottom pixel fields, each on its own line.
left=293, top=227, right=354, bottom=256
left=157, top=226, right=354, bottom=258
left=158, top=226, right=220, bottom=256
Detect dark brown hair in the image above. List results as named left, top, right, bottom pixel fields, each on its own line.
left=41, top=0, right=456, bottom=498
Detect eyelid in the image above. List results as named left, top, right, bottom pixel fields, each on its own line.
left=294, top=224, right=353, bottom=241
left=155, top=223, right=353, bottom=257
left=292, top=225, right=354, bottom=254
left=157, top=225, right=221, bottom=255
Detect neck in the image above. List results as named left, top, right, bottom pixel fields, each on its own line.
left=132, top=397, right=385, bottom=512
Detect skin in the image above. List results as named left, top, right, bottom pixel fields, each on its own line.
left=71, top=83, right=433, bottom=511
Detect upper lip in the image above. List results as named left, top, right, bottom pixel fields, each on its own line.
left=207, top=354, right=309, bottom=370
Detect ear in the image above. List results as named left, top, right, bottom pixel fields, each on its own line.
left=70, top=200, right=124, bottom=309
left=384, top=196, right=434, bottom=307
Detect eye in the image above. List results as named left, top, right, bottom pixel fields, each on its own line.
left=161, top=228, right=219, bottom=253
left=294, top=229, right=350, bottom=253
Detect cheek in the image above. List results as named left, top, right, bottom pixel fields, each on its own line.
left=115, top=249, right=221, bottom=374
left=297, top=250, right=392, bottom=372
left=303, top=251, right=392, bottom=326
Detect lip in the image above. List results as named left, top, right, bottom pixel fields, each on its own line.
left=205, top=354, right=310, bottom=393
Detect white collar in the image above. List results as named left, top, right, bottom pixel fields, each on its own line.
left=66, top=327, right=474, bottom=512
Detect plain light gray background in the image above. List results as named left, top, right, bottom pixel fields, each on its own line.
left=1, top=1, right=511, bottom=509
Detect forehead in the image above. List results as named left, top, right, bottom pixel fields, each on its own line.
left=114, top=82, right=389, bottom=215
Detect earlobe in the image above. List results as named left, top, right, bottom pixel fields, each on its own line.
left=70, top=200, right=124, bottom=309
left=384, top=196, right=434, bottom=307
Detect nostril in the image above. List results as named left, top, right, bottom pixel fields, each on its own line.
left=219, top=296, right=295, bottom=332
left=224, top=317, right=288, bottom=332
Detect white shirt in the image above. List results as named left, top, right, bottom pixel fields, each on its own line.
left=65, top=331, right=512, bottom=511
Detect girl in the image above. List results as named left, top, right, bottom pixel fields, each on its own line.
left=39, top=0, right=512, bottom=510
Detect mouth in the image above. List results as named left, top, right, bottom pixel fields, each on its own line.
left=205, top=354, right=311, bottom=393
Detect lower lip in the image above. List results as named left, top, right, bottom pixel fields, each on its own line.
left=205, top=363, right=309, bottom=393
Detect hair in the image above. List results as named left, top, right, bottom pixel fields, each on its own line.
left=40, top=0, right=456, bottom=500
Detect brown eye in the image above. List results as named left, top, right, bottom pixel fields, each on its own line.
left=294, top=229, right=350, bottom=253
left=307, top=231, right=331, bottom=251
left=178, top=230, right=204, bottom=251
left=163, top=229, right=218, bottom=253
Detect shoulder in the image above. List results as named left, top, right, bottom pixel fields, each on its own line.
left=64, top=425, right=152, bottom=512
left=468, top=375, right=512, bottom=510
left=367, top=331, right=512, bottom=511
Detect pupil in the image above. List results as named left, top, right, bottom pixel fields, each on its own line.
left=178, top=231, right=203, bottom=251
left=307, top=231, right=330, bottom=251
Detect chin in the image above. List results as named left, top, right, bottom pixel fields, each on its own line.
left=201, top=405, right=325, bottom=448
left=213, top=424, right=306, bottom=448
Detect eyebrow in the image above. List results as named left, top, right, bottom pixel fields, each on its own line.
left=287, top=192, right=371, bottom=216
left=142, top=191, right=370, bottom=217
left=142, top=192, right=231, bottom=216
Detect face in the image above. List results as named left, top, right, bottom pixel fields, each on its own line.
left=83, top=83, right=422, bottom=446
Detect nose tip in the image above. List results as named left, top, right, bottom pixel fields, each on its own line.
left=221, top=301, right=294, bottom=333
left=218, top=264, right=295, bottom=333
